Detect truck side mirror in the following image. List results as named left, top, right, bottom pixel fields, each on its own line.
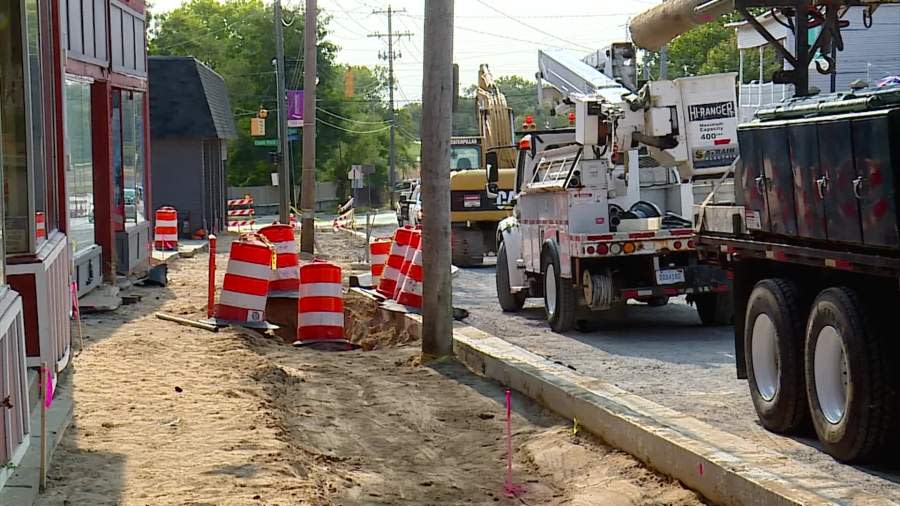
left=486, top=151, right=500, bottom=184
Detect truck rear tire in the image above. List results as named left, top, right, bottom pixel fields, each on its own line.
left=542, top=242, right=576, bottom=333
left=744, top=279, right=809, bottom=434
left=496, top=242, right=526, bottom=312
left=804, top=287, right=896, bottom=463
left=452, top=228, right=485, bottom=267
left=695, top=292, right=733, bottom=326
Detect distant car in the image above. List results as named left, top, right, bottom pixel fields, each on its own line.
left=124, top=188, right=136, bottom=205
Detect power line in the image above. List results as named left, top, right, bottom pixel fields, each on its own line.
left=473, top=0, right=591, bottom=51
left=317, top=116, right=392, bottom=134
left=316, top=106, right=390, bottom=125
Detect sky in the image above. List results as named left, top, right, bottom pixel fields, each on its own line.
left=151, top=0, right=662, bottom=102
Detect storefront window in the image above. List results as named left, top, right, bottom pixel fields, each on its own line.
left=65, top=79, right=94, bottom=254
left=114, top=90, right=146, bottom=225
left=24, top=0, right=46, bottom=249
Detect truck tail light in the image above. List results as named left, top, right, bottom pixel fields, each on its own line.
left=597, top=243, right=609, bottom=255
left=622, top=242, right=636, bottom=254
left=673, top=241, right=683, bottom=250
left=586, top=245, right=596, bottom=255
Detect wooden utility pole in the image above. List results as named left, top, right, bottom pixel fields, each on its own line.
left=369, top=6, right=413, bottom=208
left=420, top=0, right=454, bottom=358
left=274, top=0, right=291, bottom=223
left=300, top=0, right=317, bottom=253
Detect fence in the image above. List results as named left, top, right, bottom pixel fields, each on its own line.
left=227, top=182, right=340, bottom=213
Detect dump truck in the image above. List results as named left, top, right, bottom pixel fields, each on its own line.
left=489, top=46, right=737, bottom=332
left=634, top=0, right=900, bottom=463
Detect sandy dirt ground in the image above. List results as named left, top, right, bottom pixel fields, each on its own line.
left=35, top=230, right=701, bottom=506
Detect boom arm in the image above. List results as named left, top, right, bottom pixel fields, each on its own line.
left=475, top=65, right=517, bottom=169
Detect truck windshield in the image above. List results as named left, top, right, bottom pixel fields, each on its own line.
left=450, top=146, right=480, bottom=171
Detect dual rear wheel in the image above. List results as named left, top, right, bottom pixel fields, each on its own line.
left=745, top=280, right=896, bottom=463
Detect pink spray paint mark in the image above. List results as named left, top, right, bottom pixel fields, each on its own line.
left=70, top=281, right=80, bottom=319
left=504, top=389, right=525, bottom=498
left=698, top=462, right=705, bottom=476
left=44, top=367, right=53, bottom=409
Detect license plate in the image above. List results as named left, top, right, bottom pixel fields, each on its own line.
left=464, top=195, right=481, bottom=208
left=656, top=268, right=685, bottom=285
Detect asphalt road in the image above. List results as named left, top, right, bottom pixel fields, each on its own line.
left=453, top=260, right=900, bottom=499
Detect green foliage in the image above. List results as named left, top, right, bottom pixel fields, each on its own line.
left=148, top=0, right=417, bottom=196
left=643, top=17, right=782, bottom=83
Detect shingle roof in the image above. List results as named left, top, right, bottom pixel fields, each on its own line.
left=149, top=56, right=238, bottom=140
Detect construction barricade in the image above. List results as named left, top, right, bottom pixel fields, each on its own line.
left=369, top=237, right=392, bottom=286
left=377, top=227, right=414, bottom=298
left=212, top=233, right=276, bottom=328
left=396, top=241, right=423, bottom=309
left=154, top=206, right=179, bottom=251
left=393, top=229, right=421, bottom=300
left=35, top=211, right=46, bottom=243
left=296, top=260, right=346, bottom=345
left=332, top=197, right=355, bottom=231
left=227, top=195, right=256, bottom=230
left=258, top=224, right=300, bottom=298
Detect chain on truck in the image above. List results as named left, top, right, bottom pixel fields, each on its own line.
left=488, top=43, right=738, bottom=332
left=633, top=0, right=900, bottom=464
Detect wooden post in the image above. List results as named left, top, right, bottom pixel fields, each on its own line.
left=420, top=0, right=454, bottom=358
left=39, top=363, right=48, bottom=492
left=299, top=0, right=318, bottom=254
left=207, top=234, right=217, bottom=318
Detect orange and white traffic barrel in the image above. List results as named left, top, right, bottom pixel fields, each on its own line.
left=393, top=230, right=421, bottom=300
left=35, top=211, right=46, bottom=242
left=154, top=206, right=178, bottom=251
left=213, top=233, right=275, bottom=327
left=369, top=237, right=392, bottom=286
left=258, top=224, right=300, bottom=298
left=296, top=260, right=345, bottom=344
left=396, top=245, right=423, bottom=309
left=376, top=227, right=413, bottom=298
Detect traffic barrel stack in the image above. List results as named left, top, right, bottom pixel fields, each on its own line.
left=393, top=230, right=421, bottom=300
left=296, top=260, right=346, bottom=344
left=396, top=240, right=424, bottom=309
left=377, top=227, right=413, bottom=298
left=35, top=211, right=46, bottom=243
left=213, top=233, right=275, bottom=327
left=258, top=224, right=300, bottom=297
left=154, top=206, right=179, bottom=251
left=369, top=237, right=392, bottom=286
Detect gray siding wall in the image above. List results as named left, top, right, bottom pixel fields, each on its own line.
left=799, top=6, right=900, bottom=92
left=150, top=139, right=203, bottom=235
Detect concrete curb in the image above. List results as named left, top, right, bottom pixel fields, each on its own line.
left=345, top=288, right=884, bottom=505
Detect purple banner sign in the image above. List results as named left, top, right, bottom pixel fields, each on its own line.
left=287, top=90, right=304, bottom=127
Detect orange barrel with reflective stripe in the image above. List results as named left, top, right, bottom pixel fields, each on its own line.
left=258, top=224, right=300, bottom=297
left=396, top=243, right=423, bottom=309
left=376, top=227, right=413, bottom=298
left=393, top=230, right=421, bottom=300
left=154, top=206, right=179, bottom=251
left=296, top=261, right=344, bottom=342
left=213, top=233, right=274, bottom=324
left=369, top=237, right=392, bottom=285
left=35, top=211, right=46, bottom=242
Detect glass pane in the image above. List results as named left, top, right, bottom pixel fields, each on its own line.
left=134, top=93, right=145, bottom=223
left=1, top=0, right=32, bottom=254
left=112, top=90, right=124, bottom=231
left=25, top=0, right=46, bottom=248
left=65, top=79, right=94, bottom=253
left=122, top=91, right=145, bottom=225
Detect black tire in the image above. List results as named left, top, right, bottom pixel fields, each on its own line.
left=744, top=279, right=809, bottom=434
left=452, top=228, right=484, bottom=267
left=541, top=241, right=576, bottom=333
left=645, top=296, right=669, bottom=307
left=804, top=287, right=896, bottom=463
left=496, top=242, right=526, bottom=312
left=696, top=292, right=733, bottom=326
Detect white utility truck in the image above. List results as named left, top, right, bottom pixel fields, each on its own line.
left=489, top=47, right=738, bottom=332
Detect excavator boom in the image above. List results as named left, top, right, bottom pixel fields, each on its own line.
left=475, top=65, right=517, bottom=169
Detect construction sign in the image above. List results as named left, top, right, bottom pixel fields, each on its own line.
left=250, top=117, right=265, bottom=136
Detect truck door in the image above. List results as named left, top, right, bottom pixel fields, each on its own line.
left=759, top=127, right=797, bottom=236
left=736, top=128, right=771, bottom=231
left=818, top=120, right=862, bottom=244
left=788, top=124, right=827, bottom=241
left=851, top=114, right=900, bottom=247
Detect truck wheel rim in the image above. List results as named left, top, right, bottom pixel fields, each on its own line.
left=545, top=264, right=557, bottom=317
left=751, top=313, right=779, bottom=402
left=814, top=326, right=849, bottom=425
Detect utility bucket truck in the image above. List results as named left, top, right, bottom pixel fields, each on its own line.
left=489, top=47, right=737, bottom=332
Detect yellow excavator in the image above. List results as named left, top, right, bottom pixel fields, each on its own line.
left=448, top=65, right=518, bottom=266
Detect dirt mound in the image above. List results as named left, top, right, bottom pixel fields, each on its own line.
left=344, top=292, right=418, bottom=351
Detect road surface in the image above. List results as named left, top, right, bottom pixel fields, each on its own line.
left=453, top=261, right=900, bottom=499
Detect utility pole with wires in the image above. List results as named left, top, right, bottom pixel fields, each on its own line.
left=300, top=0, right=317, bottom=254
left=274, top=0, right=291, bottom=224
left=420, top=0, right=454, bottom=358
left=369, top=5, right=412, bottom=208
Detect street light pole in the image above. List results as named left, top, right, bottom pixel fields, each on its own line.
left=300, top=0, right=317, bottom=254
left=274, top=0, right=290, bottom=223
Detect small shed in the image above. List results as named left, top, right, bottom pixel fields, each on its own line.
left=149, top=56, right=237, bottom=236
